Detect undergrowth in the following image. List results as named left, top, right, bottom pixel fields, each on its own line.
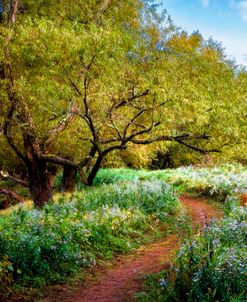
left=137, top=203, right=247, bottom=302
left=0, top=180, right=180, bottom=299
left=135, top=164, right=247, bottom=302
left=92, top=164, right=247, bottom=201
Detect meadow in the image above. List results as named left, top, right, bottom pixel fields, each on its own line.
left=0, top=179, right=180, bottom=298
left=0, top=164, right=246, bottom=301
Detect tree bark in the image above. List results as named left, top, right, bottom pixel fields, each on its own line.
left=61, top=166, right=77, bottom=193
left=87, top=155, right=103, bottom=186
left=27, top=159, right=52, bottom=207
left=1, top=199, right=10, bottom=209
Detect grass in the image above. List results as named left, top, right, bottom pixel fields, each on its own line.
left=132, top=164, right=247, bottom=302
left=1, top=164, right=246, bottom=301
left=92, top=164, right=247, bottom=201
left=0, top=179, right=180, bottom=299
left=137, top=203, right=247, bottom=302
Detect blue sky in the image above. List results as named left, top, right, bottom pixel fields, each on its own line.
left=160, top=0, right=247, bottom=67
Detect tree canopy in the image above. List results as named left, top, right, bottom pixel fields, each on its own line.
left=0, top=0, right=246, bottom=206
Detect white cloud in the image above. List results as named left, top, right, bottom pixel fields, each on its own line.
left=201, top=0, right=209, bottom=8
left=231, top=1, right=247, bottom=22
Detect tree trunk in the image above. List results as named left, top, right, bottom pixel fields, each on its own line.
left=47, top=164, right=58, bottom=190
left=27, top=159, right=52, bottom=207
left=61, top=166, right=77, bottom=193
left=87, top=155, right=103, bottom=186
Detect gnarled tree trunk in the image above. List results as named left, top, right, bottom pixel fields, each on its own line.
left=27, top=159, right=52, bottom=207
left=61, top=166, right=77, bottom=193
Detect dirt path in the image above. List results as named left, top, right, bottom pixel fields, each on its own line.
left=44, top=195, right=221, bottom=302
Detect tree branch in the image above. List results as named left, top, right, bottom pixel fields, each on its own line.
left=0, top=171, right=29, bottom=187
left=3, top=104, right=27, bottom=163
left=40, top=154, right=79, bottom=169
left=126, top=121, right=161, bottom=142
left=123, top=108, right=147, bottom=138
left=0, top=188, right=25, bottom=203
left=45, top=103, right=77, bottom=146
left=11, top=0, right=19, bottom=24
left=174, top=139, right=221, bottom=154
left=68, top=76, right=83, bottom=96
left=114, top=89, right=149, bottom=109
left=102, top=144, right=127, bottom=156
left=131, top=133, right=221, bottom=153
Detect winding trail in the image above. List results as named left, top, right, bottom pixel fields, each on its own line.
left=44, top=195, right=221, bottom=302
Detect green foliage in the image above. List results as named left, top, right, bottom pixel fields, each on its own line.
left=92, top=167, right=174, bottom=186
left=139, top=205, right=247, bottom=302
left=164, top=164, right=247, bottom=200
left=92, top=164, right=247, bottom=201
left=0, top=180, right=179, bottom=287
left=68, top=180, right=179, bottom=221
left=1, top=0, right=246, bottom=194
left=93, top=168, right=147, bottom=185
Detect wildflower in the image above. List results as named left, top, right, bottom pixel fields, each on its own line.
left=159, top=278, right=168, bottom=288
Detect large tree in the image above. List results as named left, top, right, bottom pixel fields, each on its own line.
left=0, top=0, right=246, bottom=206
left=0, top=0, right=160, bottom=205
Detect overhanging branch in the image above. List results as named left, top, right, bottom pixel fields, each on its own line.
left=0, top=171, right=29, bottom=187
left=130, top=133, right=221, bottom=153
left=174, top=139, right=221, bottom=154
left=3, top=104, right=27, bottom=163
left=114, top=89, right=149, bottom=109
left=40, top=154, right=79, bottom=169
